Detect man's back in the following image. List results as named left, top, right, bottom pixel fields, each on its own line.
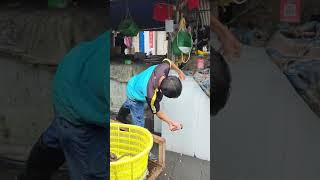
left=53, top=31, right=110, bottom=127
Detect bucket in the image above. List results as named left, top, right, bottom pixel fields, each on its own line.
left=196, top=58, right=205, bottom=69
left=124, top=59, right=132, bottom=65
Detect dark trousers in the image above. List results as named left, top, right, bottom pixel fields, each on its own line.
left=117, top=99, right=145, bottom=127
left=19, top=113, right=109, bottom=180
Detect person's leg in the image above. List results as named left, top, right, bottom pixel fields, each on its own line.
left=116, top=100, right=131, bottom=124
left=118, top=99, right=145, bottom=127
left=58, top=118, right=108, bottom=180
left=19, top=116, right=65, bottom=180
left=86, top=126, right=109, bottom=180
left=121, top=100, right=157, bottom=160
left=127, top=100, right=145, bottom=127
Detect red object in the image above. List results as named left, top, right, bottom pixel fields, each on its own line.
left=149, top=31, right=154, bottom=48
left=196, top=58, right=205, bottom=69
left=280, top=0, right=301, bottom=23
left=124, top=37, right=132, bottom=48
left=188, top=0, right=200, bottom=10
left=153, top=3, right=174, bottom=22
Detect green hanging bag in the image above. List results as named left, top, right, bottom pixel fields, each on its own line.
left=172, top=30, right=193, bottom=56
left=118, top=1, right=139, bottom=37
left=118, top=18, right=140, bottom=37
left=172, top=17, right=193, bottom=56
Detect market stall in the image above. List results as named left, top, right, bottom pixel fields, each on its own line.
left=110, top=0, right=211, bottom=113
left=109, top=0, right=211, bottom=178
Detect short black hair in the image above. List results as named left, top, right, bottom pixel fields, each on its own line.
left=160, top=76, right=182, bottom=98
left=211, top=48, right=231, bottom=116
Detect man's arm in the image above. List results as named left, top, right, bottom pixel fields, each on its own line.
left=211, top=15, right=241, bottom=59
left=163, top=58, right=186, bottom=80
left=156, top=111, right=182, bottom=131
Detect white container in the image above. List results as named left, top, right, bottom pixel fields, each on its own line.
left=165, top=20, right=174, bottom=32
left=156, top=72, right=210, bottom=161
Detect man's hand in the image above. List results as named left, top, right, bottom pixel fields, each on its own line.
left=169, top=121, right=183, bottom=131
left=156, top=111, right=183, bottom=131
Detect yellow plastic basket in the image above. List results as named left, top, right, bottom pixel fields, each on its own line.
left=110, top=123, right=153, bottom=180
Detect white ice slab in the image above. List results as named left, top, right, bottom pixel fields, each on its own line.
left=158, top=73, right=210, bottom=161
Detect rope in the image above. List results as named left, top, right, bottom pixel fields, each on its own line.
left=125, top=0, right=131, bottom=19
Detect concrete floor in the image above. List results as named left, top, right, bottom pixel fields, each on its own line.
left=158, top=151, right=210, bottom=180
left=0, top=147, right=210, bottom=180
left=0, top=165, right=68, bottom=180
left=0, top=167, right=20, bottom=180
left=148, top=139, right=210, bottom=180
left=0, top=152, right=68, bottom=180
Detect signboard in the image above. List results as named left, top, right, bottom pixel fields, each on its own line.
left=149, top=31, right=154, bottom=48
left=139, top=32, right=144, bottom=53
left=280, top=0, right=301, bottom=23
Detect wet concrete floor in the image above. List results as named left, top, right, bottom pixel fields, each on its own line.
left=0, top=150, right=210, bottom=180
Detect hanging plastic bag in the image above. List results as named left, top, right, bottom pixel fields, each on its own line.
left=172, top=18, right=193, bottom=59
left=118, top=18, right=139, bottom=37
left=118, top=1, right=140, bottom=37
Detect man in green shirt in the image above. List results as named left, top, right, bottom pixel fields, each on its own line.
left=18, top=31, right=110, bottom=180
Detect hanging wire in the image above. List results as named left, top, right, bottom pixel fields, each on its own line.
left=125, top=0, right=131, bottom=19
left=168, top=0, right=170, bottom=19
left=195, top=8, right=200, bottom=51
